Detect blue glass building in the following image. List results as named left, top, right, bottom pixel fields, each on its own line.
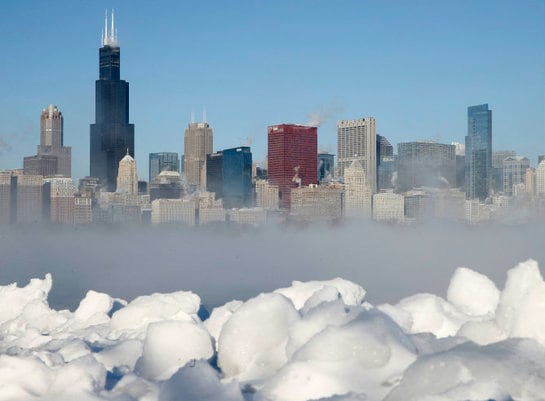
left=318, top=153, right=335, bottom=182
left=222, top=147, right=252, bottom=209
left=465, top=104, right=492, bottom=200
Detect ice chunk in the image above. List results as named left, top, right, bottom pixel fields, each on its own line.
left=218, top=293, right=299, bottom=380
left=136, top=320, right=214, bottom=381
left=496, top=259, right=545, bottom=344
left=274, top=278, right=366, bottom=310
left=109, top=290, right=201, bottom=337
left=446, top=267, right=500, bottom=316
left=0, top=274, right=52, bottom=325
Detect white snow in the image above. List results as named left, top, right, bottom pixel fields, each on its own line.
left=0, top=260, right=544, bottom=400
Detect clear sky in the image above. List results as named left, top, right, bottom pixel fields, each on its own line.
left=0, top=0, right=543, bottom=181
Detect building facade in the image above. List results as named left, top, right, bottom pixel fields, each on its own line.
left=397, top=141, right=456, bottom=191
left=268, top=124, right=317, bottom=209
left=465, top=104, right=492, bottom=200
left=222, top=147, right=252, bottom=209
left=503, top=156, right=530, bottom=196
left=343, top=160, right=372, bottom=218
left=90, top=11, right=135, bottom=191
left=372, top=192, right=404, bottom=222
left=337, top=118, right=377, bottom=192
left=318, top=152, right=335, bottom=182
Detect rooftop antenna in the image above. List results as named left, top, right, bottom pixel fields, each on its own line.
left=191, top=110, right=195, bottom=124
left=111, top=9, right=115, bottom=43
left=103, top=10, right=108, bottom=46
left=203, top=108, right=207, bottom=123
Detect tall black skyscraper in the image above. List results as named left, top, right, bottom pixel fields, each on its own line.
left=90, top=11, right=134, bottom=191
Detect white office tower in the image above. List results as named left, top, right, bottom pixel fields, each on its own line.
left=525, top=168, right=536, bottom=196
left=337, top=118, right=376, bottom=192
left=372, top=192, right=404, bottom=222
left=255, top=179, right=279, bottom=209
left=151, top=199, right=196, bottom=226
left=343, top=160, right=372, bottom=218
left=117, top=152, right=138, bottom=195
left=536, top=160, right=545, bottom=195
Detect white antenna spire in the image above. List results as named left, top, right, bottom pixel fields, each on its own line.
left=203, top=108, right=207, bottom=123
left=103, top=10, right=108, bottom=46
left=111, top=9, right=115, bottom=43
left=191, top=110, right=195, bottom=124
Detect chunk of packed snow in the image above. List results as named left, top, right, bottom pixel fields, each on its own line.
left=218, top=293, right=299, bottom=380
left=160, top=360, right=244, bottom=401
left=446, top=267, right=500, bottom=316
left=383, top=338, right=545, bottom=401
left=136, top=320, right=214, bottom=381
left=495, top=259, right=545, bottom=344
left=203, top=300, right=243, bottom=348
left=109, top=290, right=201, bottom=337
left=0, top=274, right=52, bottom=324
left=390, top=293, right=466, bottom=338
left=274, top=278, right=366, bottom=310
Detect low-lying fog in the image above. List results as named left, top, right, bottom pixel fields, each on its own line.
left=1, top=221, right=543, bottom=310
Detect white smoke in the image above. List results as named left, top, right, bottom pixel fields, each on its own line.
left=306, top=106, right=342, bottom=127
left=292, top=166, right=302, bottom=187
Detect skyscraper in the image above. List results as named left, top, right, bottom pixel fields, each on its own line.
left=117, top=151, right=138, bottom=195
left=149, top=152, right=179, bottom=183
left=90, top=11, right=135, bottom=192
left=222, top=146, right=252, bottom=209
left=465, top=104, right=492, bottom=200
left=24, top=105, right=71, bottom=177
left=337, top=118, right=377, bottom=192
left=268, top=124, right=317, bottom=209
left=184, top=119, right=213, bottom=190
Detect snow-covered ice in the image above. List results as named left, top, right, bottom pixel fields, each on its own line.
left=0, top=259, right=544, bottom=400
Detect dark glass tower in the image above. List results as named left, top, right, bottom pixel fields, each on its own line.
left=90, top=11, right=134, bottom=191
left=465, top=104, right=492, bottom=200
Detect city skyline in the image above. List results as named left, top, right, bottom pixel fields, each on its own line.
left=0, top=1, right=543, bottom=182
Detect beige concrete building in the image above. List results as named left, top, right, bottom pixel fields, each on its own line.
left=151, top=198, right=196, bottom=225
left=372, top=192, right=404, bottom=222
left=184, top=121, right=213, bottom=189
left=44, top=177, right=76, bottom=224
left=24, top=105, right=71, bottom=177
left=117, top=152, right=138, bottom=195
left=343, top=160, right=372, bottom=218
left=525, top=168, right=536, bottom=196
left=74, top=196, right=92, bottom=224
left=291, top=184, right=343, bottom=221
left=337, top=118, right=376, bottom=192
left=255, top=179, right=279, bottom=209
left=503, top=156, right=530, bottom=196
left=229, top=208, right=267, bottom=226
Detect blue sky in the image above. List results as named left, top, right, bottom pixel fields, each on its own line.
left=0, top=0, right=543, bottom=181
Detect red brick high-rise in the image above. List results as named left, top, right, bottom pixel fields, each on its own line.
left=268, top=124, right=318, bottom=209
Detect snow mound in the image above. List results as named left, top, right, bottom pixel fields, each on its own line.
left=0, top=260, right=544, bottom=401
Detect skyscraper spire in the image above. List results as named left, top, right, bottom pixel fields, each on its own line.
left=102, top=9, right=118, bottom=47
